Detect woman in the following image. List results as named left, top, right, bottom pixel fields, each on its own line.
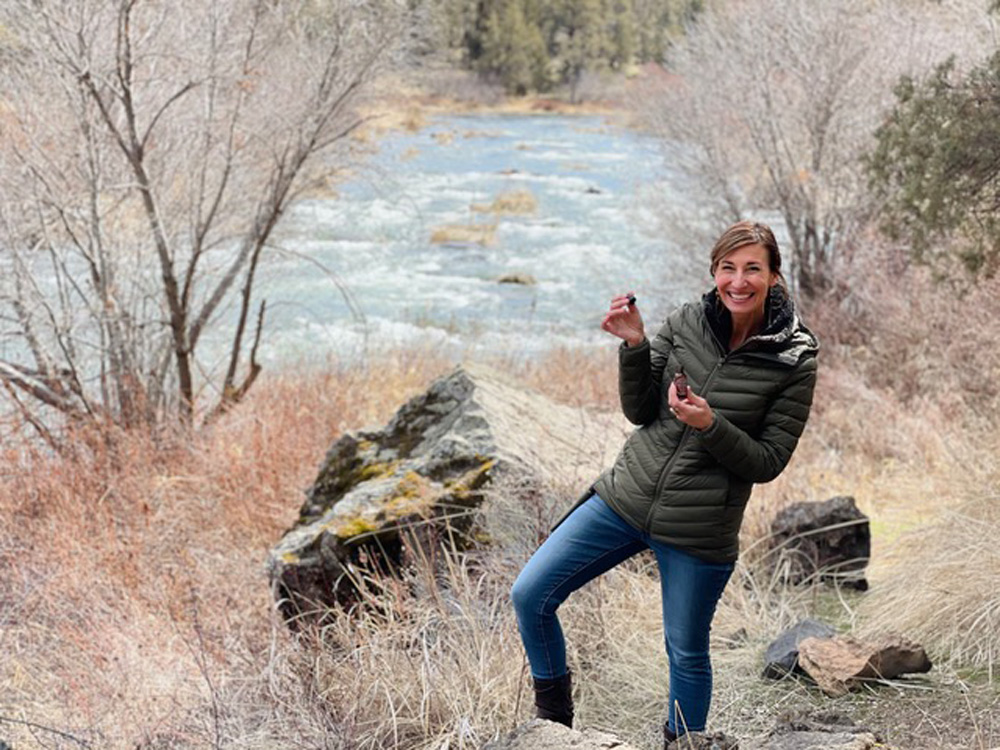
left=510, top=221, right=818, bottom=745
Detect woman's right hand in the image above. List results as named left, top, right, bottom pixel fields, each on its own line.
left=601, top=292, right=645, bottom=347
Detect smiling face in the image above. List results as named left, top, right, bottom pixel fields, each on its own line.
left=713, top=243, right=777, bottom=323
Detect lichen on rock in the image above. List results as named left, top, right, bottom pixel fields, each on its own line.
left=268, top=364, right=629, bottom=622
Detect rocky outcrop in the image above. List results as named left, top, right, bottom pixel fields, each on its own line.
left=483, top=719, right=641, bottom=750
left=485, top=713, right=879, bottom=750
left=666, top=731, right=739, bottom=749
left=269, top=365, right=629, bottom=618
left=743, top=712, right=880, bottom=750
left=762, top=619, right=838, bottom=679
left=797, top=634, right=932, bottom=697
left=768, top=496, right=870, bottom=590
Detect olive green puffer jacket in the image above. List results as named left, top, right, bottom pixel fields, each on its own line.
left=590, top=287, right=819, bottom=564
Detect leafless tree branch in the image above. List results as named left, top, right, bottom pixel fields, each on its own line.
left=0, top=0, right=403, bottom=432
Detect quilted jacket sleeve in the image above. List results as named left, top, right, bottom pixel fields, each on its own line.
left=617, top=317, right=673, bottom=426
left=697, top=354, right=818, bottom=482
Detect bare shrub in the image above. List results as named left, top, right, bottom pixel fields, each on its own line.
left=409, top=67, right=507, bottom=106
left=570, top=69, right=630, bottom=106
left=810, top=235, right=1000, bottom=434
left=0, top=0, right=404, bottom=430
left=635, top=0, right=998, bottom=300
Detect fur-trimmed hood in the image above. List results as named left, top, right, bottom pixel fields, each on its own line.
left=702, top=286, right=820, bottom=367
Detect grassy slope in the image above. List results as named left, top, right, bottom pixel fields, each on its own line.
left=1, top=331, right=998, bottom=748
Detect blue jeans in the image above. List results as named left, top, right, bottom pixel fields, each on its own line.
left=511, top=493, right=734, bottom=733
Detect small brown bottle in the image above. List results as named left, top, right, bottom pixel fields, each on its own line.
left=673, top=369, right=688, bottom=400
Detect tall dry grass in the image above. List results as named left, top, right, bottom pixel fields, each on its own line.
left=860, top=495, right=1000, bottom=676
left=1, top=266, right=999, bottom=749
left=0, top=349, right=453, bottom=748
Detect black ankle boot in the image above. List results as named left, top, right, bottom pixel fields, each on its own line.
left=663, top=722, right=678, bottom=748
left=532, top=671, right=573, bottom=727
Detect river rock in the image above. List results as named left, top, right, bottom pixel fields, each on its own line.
left=666, top=731, right=739, bottom=749
left=743, top=712, right=879, bottom=750
left=496, top=272, right=537, bottom=285
left=768, top=496, right=870, bottom=590
left=482, top=719, right=642, bottom=750
left=797, top=633, right=932, bottom=697
left=270, top=365, right=628, bottom=618
left=763, top=618, right=837, bottom=678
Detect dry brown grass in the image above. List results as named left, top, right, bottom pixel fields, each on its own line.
left=0, top=349, right=453, bottom=749
left=1, top=271, right=999, bottom=748
left=354, top=69, right=627, bottom=144
left=860, top=494, right=1000, bottom=675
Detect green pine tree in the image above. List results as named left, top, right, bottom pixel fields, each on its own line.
left=479, top=0, right=547, bottom=94
left=867, top=52, right=1000, bottom=278
left=609, top=0, right=637, bottom=71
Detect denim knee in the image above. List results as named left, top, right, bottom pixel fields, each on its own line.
left=668, top=645, right=712, bottom=677
left=510, top=570, right=540, bottom=620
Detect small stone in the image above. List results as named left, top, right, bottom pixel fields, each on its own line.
left=797, top=633, right=932, bottom=697
left=762, top=618, right=837, bottom=678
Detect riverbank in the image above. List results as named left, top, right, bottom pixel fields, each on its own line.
left=0, top=338, right=996, bottom=749
left=356, top=67, right=645, bottom=140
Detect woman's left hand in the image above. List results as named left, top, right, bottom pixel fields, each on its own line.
left=668, top=381, right=714, bottom=431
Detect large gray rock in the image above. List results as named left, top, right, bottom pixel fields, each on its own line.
left=483, top=719, right=641, bottom=750
left=743, top=712, right=879, bottom=750
left=768, top=496, right=870, bottom=590
left=797, top=633, right=932, bottom=697
left=270, top=365, right=628, bottom=617
left=762, top=618, right=837, bottom=679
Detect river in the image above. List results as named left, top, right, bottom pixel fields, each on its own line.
left=244, top=112, right=703, bottom=366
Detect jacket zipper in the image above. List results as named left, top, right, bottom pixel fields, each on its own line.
left=641, top=348, right=730, bottom=536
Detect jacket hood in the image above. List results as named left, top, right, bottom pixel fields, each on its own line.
left=702, top=286, right=819, bottom=366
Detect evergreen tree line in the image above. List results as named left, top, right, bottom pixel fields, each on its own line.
left=427, top=0, right=702, bottom=97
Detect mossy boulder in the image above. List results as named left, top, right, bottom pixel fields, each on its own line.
left=269, top=364, right=628, bottom=620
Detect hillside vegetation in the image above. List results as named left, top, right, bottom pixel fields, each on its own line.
left=0, top=292, right=998, bottom=748
left=2, top=0, right=1000, bottom=748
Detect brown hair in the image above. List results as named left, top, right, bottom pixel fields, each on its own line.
left=709, top=220, right=786, bottom=289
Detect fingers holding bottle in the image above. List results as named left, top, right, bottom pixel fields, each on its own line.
left=668, top=381, right=714, bottom=430
left=601, top=290, right=645, bottom=347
